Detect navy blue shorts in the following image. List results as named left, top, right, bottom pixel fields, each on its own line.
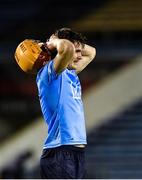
left=40, top=145, right=86, bottom=179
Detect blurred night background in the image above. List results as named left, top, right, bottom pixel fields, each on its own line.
left=0, top=0, right=142, bottom=178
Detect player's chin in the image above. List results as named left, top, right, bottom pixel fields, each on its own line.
left=68, top=63, right=77, bottom=70
left=72, top=62, right=79, bottom=69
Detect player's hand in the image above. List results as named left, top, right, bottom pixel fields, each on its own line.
left=46, top=35, right=59, bottom=51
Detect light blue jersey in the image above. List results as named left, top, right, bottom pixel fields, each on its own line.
left=36, top=60, right=87, bottom=149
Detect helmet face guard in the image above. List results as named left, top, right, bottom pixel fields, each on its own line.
left=15, top=39, right=50, bottom=74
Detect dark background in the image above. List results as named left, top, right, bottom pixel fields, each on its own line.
left=0, top=0, right=142, bottom=178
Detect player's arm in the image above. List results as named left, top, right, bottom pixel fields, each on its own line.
left=47, top=38, right=75, bottom=74
left=76, top=44, right=96, bottom=74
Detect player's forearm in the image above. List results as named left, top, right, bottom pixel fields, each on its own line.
left=82, top=44, right=96, bottom=61
left=47, top=39, right=74, bottom=56
left=47, top=39, right=74, bottom=73
left=75, top=44, right=96, bottom=74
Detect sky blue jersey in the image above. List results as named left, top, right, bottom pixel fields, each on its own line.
left=36, top=60, right=87, bottom=149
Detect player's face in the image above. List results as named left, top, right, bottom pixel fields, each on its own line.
left=68, top=42, right=83, bottom=70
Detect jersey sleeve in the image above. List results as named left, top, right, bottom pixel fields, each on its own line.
left=36, top=60, right=57, bottom=85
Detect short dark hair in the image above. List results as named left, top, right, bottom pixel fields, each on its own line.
left=54, top=27, right=87, bottom=47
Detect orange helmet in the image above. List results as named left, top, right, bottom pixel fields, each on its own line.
left=14, top=39, right=50, bottom=74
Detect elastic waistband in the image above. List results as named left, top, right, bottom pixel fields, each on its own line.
left=43, top=145, right=85, bottom=153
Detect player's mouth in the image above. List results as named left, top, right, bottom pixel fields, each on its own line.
left=74, top=58, right=81, bottom=63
